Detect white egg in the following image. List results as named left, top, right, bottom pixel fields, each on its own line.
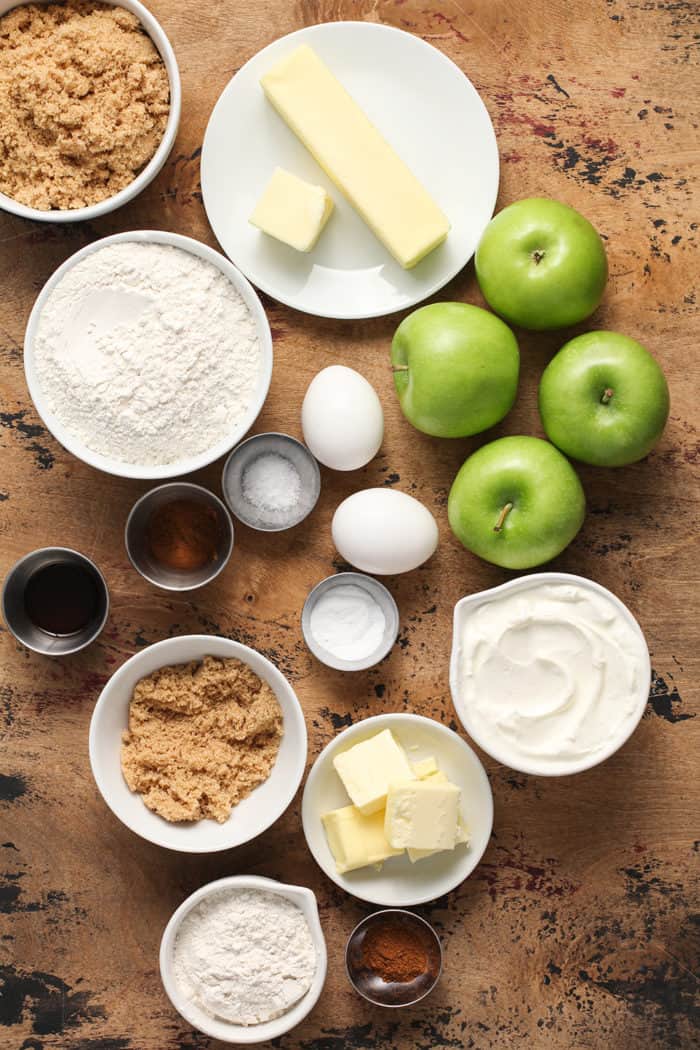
left=302, top=365, right=383, bottom=471
left=332, top=488, right=439, bottom=575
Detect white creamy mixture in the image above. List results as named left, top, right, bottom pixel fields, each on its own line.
left=457, top=581, right=649, bottom=773
left=173, top=887, right=316, bottom=1026
left=33, top=242, right=262, bottom=467
left=310, top=583, right=386, bottom=661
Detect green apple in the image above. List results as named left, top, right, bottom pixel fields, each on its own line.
left=538, top=331, right=670, bottom=466
left=475, top=198, right=608, bottom=330
left=448, top=436, right=586, bottom=569
left=391, top=303, right=519, bottom=438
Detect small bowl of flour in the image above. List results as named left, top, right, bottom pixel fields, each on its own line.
left=160, top=875, right=327, bottom=1043
left=24, top=231, right=273, bottom=479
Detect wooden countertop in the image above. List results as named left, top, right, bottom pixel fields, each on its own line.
left=1, top=1, right=698, bottom=1048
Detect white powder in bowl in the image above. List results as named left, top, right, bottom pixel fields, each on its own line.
left=173, top=887, right=316, bottom=1026
left=242, top=452, right=301, bottom=512
left=309, top=584, right=387, bottom=661
left=32, top=242, right=263, bottom=468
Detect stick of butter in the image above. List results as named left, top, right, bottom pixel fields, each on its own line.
left=385, top=778, right=460, bottom=851
left=332, top=728, right=415, bottom=815
left=322, top=803, right=403, bottom=874
left=260, top=45, right=450, bottom=268
left=249, top=167, right=334, bottom=252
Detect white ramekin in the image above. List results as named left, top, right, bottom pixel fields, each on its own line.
left=23, top=230, right=273, bottom=479
left=0, top=0, right=181, bottom=222
left=449, top=572, right=652, bottom=777
left=159, top=875, right=327, bottom=1044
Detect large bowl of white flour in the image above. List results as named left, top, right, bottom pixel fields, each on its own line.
left=24, top=231, right=273, bottom=479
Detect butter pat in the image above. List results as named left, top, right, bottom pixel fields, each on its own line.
left=412, top=756, right=439, bottom=779
left=260, top=45, right=450, bottom=268
left=333, top=729, right=415, bottom=815
left=322, top=804, right=403, bottom=873
left=250, top=167, right=334, bottom=251
left=385, top=779, right=460, bottom=851
left=404, top=770, right=470, bottom=860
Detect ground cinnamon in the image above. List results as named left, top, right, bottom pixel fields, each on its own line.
left=359, top=919, right=429, bottom=983
left=147, top=499, right=220, bottom=571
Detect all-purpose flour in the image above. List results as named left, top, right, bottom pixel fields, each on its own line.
left=173, top=887, right=317, bottom=1026
left=33, top=242, right=262, bottom=467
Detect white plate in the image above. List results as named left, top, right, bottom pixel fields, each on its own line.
left=302, top=713, right=493, bottom=906
left=24, top=231, right=273, bottom=480
left=160, top=875, right=327, bottom=1044
left=201, top=21, right=499, bottom=319
left=89, top=636, right=307, bottom=852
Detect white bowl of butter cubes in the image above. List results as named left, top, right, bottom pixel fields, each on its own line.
left=302, top=713, right=493, bottom=907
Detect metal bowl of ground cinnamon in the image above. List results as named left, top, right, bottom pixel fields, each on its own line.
left=0, top=0, right=181, bottom=222
left=345, top=909, right=443, bottom=1007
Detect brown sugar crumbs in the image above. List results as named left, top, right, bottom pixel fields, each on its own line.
left=121, top=656, right=284, bottom=824
left=0, top=0, right=170, bottom=210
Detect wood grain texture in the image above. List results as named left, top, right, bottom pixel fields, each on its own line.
left=1, top=1, right=698, bottom=1048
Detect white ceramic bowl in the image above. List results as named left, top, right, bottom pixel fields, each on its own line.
left=449, top=572, right=652, bottom=777
left=160, top=875, right=327, bottom=1044
left=302, top=713, right=493, bottom=907
left=0, top=0, right=181, bottom=222
left=89, top=635, right=307, bottom=852
left=24, top=230, right=273, bottom=479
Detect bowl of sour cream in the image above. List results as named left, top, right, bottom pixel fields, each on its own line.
left=449, top=573, right=651, bottom=776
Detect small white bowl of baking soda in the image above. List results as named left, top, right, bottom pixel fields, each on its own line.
left=449, top=572, right=651, bottom=777
left=159, top=875, right=327, bottom=1044
left=24, top=231, right=272, bottom=480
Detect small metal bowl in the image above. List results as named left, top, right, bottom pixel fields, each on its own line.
left=345, top=909, right=443, bottom=1007
left=2, top=547, right=109, bottom=656
left=222, top=433, right=321, bottom=532
left=125, top=482, right=233, bottom=591
left=301, top=572, right=399, bottom=671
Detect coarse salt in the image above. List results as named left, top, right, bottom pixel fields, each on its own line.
left=242, top=452, right=301, bottom=513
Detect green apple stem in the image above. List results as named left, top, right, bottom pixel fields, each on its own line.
left=392, top=365, right=409, bottom=373
left=494, top=502, right=513, bottom=532
left=601, top=387, right=614, bottom=404
left=532, top=250, right=545, bottom=265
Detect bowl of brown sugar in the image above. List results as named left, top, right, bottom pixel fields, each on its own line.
left=0, top=0, right=181, bottom=222
left=345, top=909, right=443, bottom=1007
left=89, top=635, right=308, bottom=853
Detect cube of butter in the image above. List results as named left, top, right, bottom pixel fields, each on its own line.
left=408, top=817, right=470, bottom=863
left=249, top=167, right=334, bottom=252
left=260, top=45, right=450, bottom=268
left=332, top=729, right=415, bottom=815
left=385, top=778, right=460, bottom=851
left=412, top=756, right=439, bottom=779
left=321, top=804, right=403, bottom=874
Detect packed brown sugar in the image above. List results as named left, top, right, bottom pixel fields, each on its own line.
left=0, top=0, right=170, bottom=210
left=121, top=656, right=283, bottom=824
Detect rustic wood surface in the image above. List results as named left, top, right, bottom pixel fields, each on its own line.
left=1, top=1, right=698, bottom=1048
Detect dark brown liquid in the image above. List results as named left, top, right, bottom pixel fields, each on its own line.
left=24, top=562, right=100, bottom=636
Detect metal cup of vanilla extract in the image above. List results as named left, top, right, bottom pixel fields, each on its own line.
left=2, top=547, right=109, bottom=656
